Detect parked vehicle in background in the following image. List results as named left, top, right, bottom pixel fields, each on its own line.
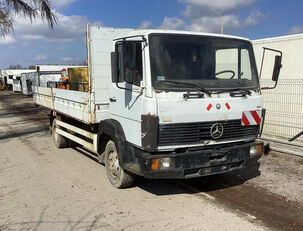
left=33, top=26, right=282, bottom=188
left=1, top=69, right=33, bottom=90
left=21, top=72, right=36, bottom=96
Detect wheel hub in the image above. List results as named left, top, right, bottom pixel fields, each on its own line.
left=108, top=150, right=120, bottom=179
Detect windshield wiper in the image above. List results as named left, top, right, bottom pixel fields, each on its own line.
left=158, top=80, right=211, bottom=97
left=212, top=88, right=252, bottom=96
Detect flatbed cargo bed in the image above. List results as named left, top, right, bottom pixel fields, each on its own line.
left=33, top=86, right=94, bottom=124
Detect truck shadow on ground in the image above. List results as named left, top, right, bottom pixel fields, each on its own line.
left=0, top=103, right=48, bottom=120
left=136, top=165, right=261, bottom=196
left=72, top=146, right=260, bottom=196
left=0, top=127, right=49, bottom=141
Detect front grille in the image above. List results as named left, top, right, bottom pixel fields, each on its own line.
left=158, top=120, right=259, bottom=146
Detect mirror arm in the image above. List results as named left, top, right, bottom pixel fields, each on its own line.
left=261, top=81, right=278, bottom=90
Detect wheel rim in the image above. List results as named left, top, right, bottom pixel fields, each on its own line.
left=107, top=149, right=121, bottom=181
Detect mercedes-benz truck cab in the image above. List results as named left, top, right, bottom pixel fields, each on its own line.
left=34, top=27, right=282, bottom=188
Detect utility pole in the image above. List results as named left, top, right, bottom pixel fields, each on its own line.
left=220, top=23, right=224, bottom=34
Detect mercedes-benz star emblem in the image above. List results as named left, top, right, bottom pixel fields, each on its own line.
left=210, top=123, right=224, bottom=139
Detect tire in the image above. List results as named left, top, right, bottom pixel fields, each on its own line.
left=52, top=119, right=68, bottom=149
left=68, top=140, right=79, bottom=148
left=104, top=140, right=134, bottom=188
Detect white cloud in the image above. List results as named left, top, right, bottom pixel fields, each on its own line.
left=61, top=57, right=74, bottom=61
left=0, top=8, right=99, bottom=68
left=0, top=35, right=16, bottom=44
left=51, top=0, right=78, bottom=8
left=12, top=11, right=103, bottom=43
left=245, top=11, right=266, bottom=26
left=56, top=47, right=66, bottom=51
left=138, top=20, right=152, bottom=29
left=159, top=17, right=187, bottom=30
left=21, top=34, right=43, bottom=40
left=188, top=15, right=240, bottom=33
left=188, top=11, right=265, bottom=33
left=181, top=0, right=257, bottom=16
left=91, top=21, right=104, bottom=26
left=288, top=26, right=303, bottom=35
left=156, top=0, right=264, bottom=33
left=34, top=54, right=48, bottom=61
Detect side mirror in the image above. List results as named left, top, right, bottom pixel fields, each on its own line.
left=272, top=55, right=282, bottom=82
left=260, top=47, right=283, bottom=90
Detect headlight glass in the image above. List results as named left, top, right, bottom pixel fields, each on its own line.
left=250, top=144, right=263, bottom=156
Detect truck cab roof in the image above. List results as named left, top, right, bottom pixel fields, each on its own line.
left=114, top=28, right=252, bottom=43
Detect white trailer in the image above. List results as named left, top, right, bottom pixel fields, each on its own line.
left=12, top=77, right=22, bottom=92
left=253, top=34, right=303, bottom=142
left=21, top=72, right=36, bottom=95
left=1, top=69, right=33, bottom=90
left=33, top=26, right=281, bottom=188
left=37, top=72, right=62, bottom=87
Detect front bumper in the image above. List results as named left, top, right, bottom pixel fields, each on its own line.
left=132, top=141, right=263, bottom=179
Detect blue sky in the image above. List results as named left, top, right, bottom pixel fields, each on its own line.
left=0, top=0, right=303, bottom=68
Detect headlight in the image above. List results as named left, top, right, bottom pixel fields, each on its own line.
left=250, top=143, right=263, bottom=156
left=151, top=158, right=175, bottom=170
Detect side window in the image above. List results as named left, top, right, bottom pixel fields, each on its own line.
left=134, top=43, right=143, bottom=86
left=118, top=42, right=143, bottom=86
left=240, top=49, right=252, bottom=80
left=123, top=43, right=134, bottom=84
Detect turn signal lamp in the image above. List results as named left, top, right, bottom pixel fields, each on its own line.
left=250, top=143, right=263, bottom=156
left=151, top=158, right=175, bottom=170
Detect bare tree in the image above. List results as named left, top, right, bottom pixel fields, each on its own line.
left=0, top=0, right=57, bottom=37
left=9, top=64, right=23, bottom=69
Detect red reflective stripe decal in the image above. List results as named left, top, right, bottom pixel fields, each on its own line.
left=225, top=103, right=230, bottom=110
left=207, top=104, right=212, bottom=111
left=242, top=112, right=250, bottom=126
left=250, top=110, right=261, bottom=125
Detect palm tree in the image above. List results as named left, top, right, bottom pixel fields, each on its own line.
left=0, top=0, right=57, bottom=37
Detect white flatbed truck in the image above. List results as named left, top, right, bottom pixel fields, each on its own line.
left=33, top=26, right=282, bottom=188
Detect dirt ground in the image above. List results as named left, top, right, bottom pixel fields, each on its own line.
left=0, top=91, right=303, bottom=231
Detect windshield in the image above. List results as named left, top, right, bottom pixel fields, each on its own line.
left=149, top=34, right=259, bottom=91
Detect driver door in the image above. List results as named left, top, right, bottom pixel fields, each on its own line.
left=110, top=41, right=144, bottom=146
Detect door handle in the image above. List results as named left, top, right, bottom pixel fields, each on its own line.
left=109, top=97, right=117, bottom=102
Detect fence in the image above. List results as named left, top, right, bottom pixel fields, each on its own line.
left=260, top=79, right=303, bottom=143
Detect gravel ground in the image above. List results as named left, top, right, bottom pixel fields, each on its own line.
left=256, top=150, right=303, bottom=204
left=1, top=90, right=303, bottom=231
left=0, top=91, right=266, bottom=231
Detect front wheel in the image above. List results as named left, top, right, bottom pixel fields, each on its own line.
left=105, top=140, right=134, bottom=188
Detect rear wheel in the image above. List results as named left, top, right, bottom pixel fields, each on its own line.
left=105, top=140, right=134, bottom=188
left=52, top=119, right=68, bottom=148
